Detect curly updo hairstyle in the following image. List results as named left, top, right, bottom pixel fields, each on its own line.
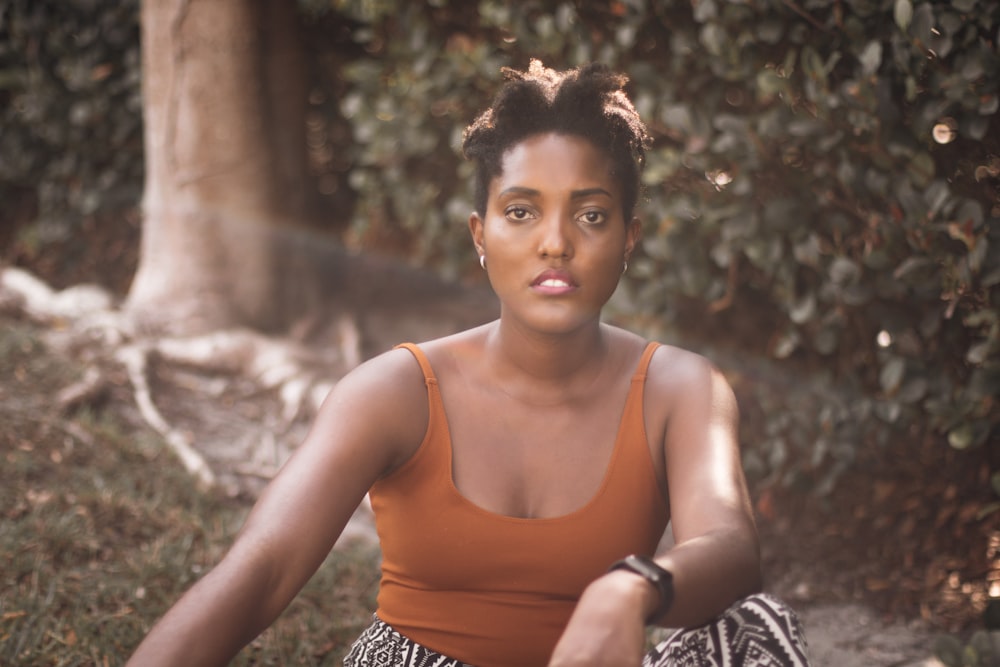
left=462, top=60, right=651, bottom=221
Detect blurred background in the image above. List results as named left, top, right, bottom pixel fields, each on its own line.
left=1, top=0, right=998, bottom=664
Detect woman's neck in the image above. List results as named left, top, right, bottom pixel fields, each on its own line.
left=483, top=318, right=612, bottom=397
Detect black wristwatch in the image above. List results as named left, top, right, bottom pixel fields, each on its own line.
left=608, top=554, right=674, bottom=624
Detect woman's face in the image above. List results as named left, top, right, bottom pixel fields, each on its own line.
left=469, top=132, right=641, bottom=336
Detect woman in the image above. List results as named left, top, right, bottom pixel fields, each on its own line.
left=128, top=61, right=809, bottom=667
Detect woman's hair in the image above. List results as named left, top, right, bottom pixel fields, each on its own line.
left=462, top=60, right=650, bottom=220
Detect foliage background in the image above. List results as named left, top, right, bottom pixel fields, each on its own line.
left=2, top=0, right=998, bottom=495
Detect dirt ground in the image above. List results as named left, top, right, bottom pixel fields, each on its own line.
left=4, top=213, right=998, bottom=666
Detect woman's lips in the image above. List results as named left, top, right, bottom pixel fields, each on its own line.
left=531, top=269, right=577, bottom=295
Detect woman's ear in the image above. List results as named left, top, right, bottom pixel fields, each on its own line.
left=469, top=212, right=486, bottom=257
left=625, top=217, right=642, bottom=260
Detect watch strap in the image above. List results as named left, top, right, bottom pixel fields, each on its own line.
left=608, top=554, right=674, bottom=624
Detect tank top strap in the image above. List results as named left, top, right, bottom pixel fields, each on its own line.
left=394, top=343, right=438, bottom=387
left=633, top=341, right=661, bottom=382
left=617, top=341, right=661, bottom=449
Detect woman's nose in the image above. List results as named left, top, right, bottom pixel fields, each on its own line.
left=537, top=212, right=573, bottom=259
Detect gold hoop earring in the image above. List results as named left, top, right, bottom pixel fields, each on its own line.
left=622, top=260, right=629, bottom=275
left=479, top=255, right=487, bottom=270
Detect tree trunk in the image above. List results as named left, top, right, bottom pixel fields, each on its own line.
left=127, top=0, right=499, bottom=352
left=126, top=0, right=316, bottom=335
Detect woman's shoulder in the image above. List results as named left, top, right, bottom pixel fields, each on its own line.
left=600, top=325, right=709, bottom=377
left=324, top=345, right=431, bottom=437
left=335, top=326, right=490, bottom=409
left=644, top=340, right=729, bottom=399
left=339, top=343, right=428, bottom=391
left=648, top=341, right=715, bottom=373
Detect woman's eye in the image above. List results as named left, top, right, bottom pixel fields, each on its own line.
left=505, top=206, right=532, bottom=221
left=578, top=210, right=606, bottom=225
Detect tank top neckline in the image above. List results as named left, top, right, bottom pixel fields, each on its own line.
left=396, top=340, right=661, bottom=524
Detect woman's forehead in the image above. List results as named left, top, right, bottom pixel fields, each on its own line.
left=492, top=133, right=618, bottom=195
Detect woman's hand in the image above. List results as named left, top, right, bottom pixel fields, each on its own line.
left=547, top=570, right=657, bottom=666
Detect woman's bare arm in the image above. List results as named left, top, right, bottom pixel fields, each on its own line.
left=648, top=348, right=761, bottom=628
left=126, top=348, right=427, bottom=666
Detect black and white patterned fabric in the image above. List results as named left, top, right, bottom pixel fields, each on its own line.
left=343, top=593, right=809, bottom=667
left=643, top=594, right=810, bottom=667
left=343, top=617, right=474, bottom=667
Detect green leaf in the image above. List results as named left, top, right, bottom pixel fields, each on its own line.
left=969, top=237, right=989, bottom=273
left=829, top=257, right=861, bottom=285
left=793, top=235, right=822, bottom=268
left=898, top=378, right=928, bottom=404
left=700, top=23, right=727, bottom=57
left=948, top=423, right=975, bottom=450
left=978, top=502, right=1000, bottom=520
left=932, top=634, right=964, bottom=666
left=787, top=119, right=824, bottom=137
left=894, top=0, right=913, bottom=32
left=964, top=115, right=990, bottom=140
left=772, top=330, right=800, bottom=359
left=789, top=293, right=816, bottom=325
left=964, top=309, right=999, bottom=329
left=968, top=630, right=999, bottom=663
left=879, top=356, right=906, bottom=394
left=800, top=46, right=826, bottom=81
left=693, top=0, right=718, bottom=23
left=875, top=400, right=902, bottom=423
left=756, top=69, right=787, bottom=97
left=907, top=152, right=936, bottom=188
left=967, top=341, right=994, bottom=365
left=660, top=104, right=694, bottom=133
left=813, top=326, right=839, bottom=355
left=859, top=40, right=882, bottom=77
left=756, top=20, right=784, bottom=45
left=841, top=284, right=873, bottom=306
left=616, top=24, right=637, bottom=48
left=961, top=55, right=985, bottom=82
left=956, top=199, right=984, bottom=227
left=924, top=180, right=951, bottom=219
left=744, top=238, right=782, bottom=270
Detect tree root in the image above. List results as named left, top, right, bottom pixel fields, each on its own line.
left=1, top=265, right=357, bottom=493
left=56, top=367, right=110, bottom=413
left=149, top=325, right=351, bottom=422
left=117, top=343, right=217, bottom=487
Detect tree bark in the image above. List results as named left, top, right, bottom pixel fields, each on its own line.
left=127, top=0, right=316, bottom=335
left=127, top=0, right=499, bottom=352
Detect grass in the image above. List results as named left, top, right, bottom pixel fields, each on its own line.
left=0, top=320, right=380, bottom=665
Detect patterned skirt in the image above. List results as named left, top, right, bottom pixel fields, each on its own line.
left=343, top=593, right=810, bottom=666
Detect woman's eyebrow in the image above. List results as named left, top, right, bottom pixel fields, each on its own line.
left=498, top=186, right=540, bottom=198
left=497, top=187, right=613, bottom=199
left=570, top=187, right=613, bottom=200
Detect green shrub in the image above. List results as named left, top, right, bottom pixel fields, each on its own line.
left=3, top=0, right=997, bottom=493
left=935, top=630, right=1000, bottom=667
left=321, top=0, right=999, bottom=493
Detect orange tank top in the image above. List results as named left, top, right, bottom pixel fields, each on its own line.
left=369, top=342, right=670, bottom=667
